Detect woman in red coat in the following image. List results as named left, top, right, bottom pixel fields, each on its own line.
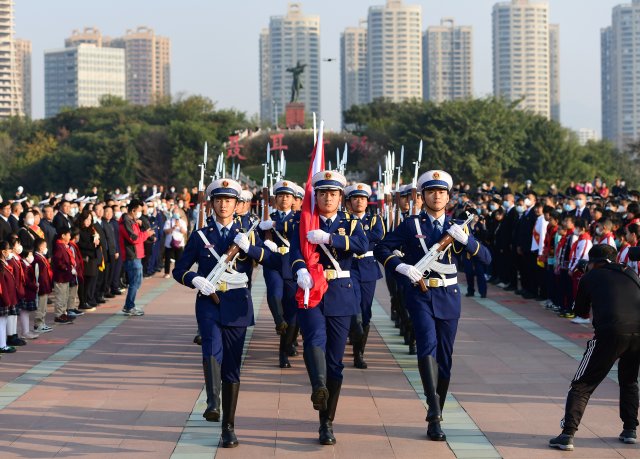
left=0, top=241, right=18, bottom=353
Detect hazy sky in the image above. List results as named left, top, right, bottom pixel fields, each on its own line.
left=17, top=0, right=623, bottom=134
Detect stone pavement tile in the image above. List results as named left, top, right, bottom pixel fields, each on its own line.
left=215, top=287, right=455, bottom=459
left=0, top=276, right=203, bottom=459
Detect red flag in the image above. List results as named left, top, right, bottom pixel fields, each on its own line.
left=295, top=120, right=328, bottom=308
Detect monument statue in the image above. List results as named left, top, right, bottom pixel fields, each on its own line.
left=286, top=61, right=307, bottom=103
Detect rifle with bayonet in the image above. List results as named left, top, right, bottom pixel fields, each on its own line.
left=393, top=146, right=404, bottom=229
left=413, top=212, right=474, bottom=292
left=206, top=220, right=260, bottom=304
left=410, top=140, right=423, bottom=216
left=262, top=143, right=273, bottom=241
left=196, top=142, right=208, bottom=230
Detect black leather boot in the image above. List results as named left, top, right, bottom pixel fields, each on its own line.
left=349, top=314, right=364, bottom=343
left=319, top=379, right=342, bottom=445
left=418, top=356, right=445, bottom=441
left=267, top=295, right=288, bottom=335
left=279, top=333, right=291, bottom=368
left=202, top=357, right=221, bottom=421
left=354, top=325, right=369, bottom=369
left=288, top=325, right=299, bottom=356
left=437, top=377, right=450, bottom=413
left=221, top=382, right=240, bottom=448
left=304, top=346, right=328, bottom=411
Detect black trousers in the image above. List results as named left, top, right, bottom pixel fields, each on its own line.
left=562, top=333, right=640, bottom=435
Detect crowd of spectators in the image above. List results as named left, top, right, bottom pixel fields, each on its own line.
left=0, top=184, right=194, bottom=354
left=444, top=177, right=637, bottom=324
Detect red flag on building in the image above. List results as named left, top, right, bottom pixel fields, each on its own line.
left=295, top=121, right=328, bottom=308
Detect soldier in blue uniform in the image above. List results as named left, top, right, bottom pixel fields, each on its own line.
left=374, top=170, right=491, bottom=441
left=235, top=189, right=259, bottom=290
left=344, top=183, right=385, bottom=369
left=172, top=178, right=277, bottom=448
left=289, top=170, right=368, bottom=445
left=259, top=180, right=301, bottom=368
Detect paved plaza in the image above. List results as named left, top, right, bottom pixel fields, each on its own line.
left=0, top=268, right=636, bottom=458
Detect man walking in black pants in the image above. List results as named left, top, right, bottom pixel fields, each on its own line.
left=549, top=244, right=640, bottom=451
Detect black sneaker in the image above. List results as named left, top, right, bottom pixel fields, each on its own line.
left=78, top=303, right=96, bottom=311
left=0, top=345, right=16, bottom=353
left=549, top=433, right=574, bottom=451
left=55, top=314, right=74, bottom=324
left=68, top=308, right=85, bottom=317
left=619, top=429, right=637, bottom=444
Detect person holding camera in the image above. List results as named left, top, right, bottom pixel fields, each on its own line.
left=549, top=244, right=640, bottom=451
left=163, top=210, right=187, bottom=278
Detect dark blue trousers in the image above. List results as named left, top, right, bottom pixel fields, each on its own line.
left=358, top=280, right=376, bottom=327
left=464, top=257, right=487, bottom=296
left=298, top=306, right=351, bottom=381
left=196, top=303, right=247, bottom=383
left=409, top=305, right=459, bottom=380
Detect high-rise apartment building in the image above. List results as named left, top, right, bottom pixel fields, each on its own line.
left=62, top=27, right=170, bottom=107
left=492, top=0, right=559, bottom=120
left=107, top=27, right=171, bottom=105
left=549, top=24, right=560, bottom=121
left=423, top=18, right=472, bottom=103
left=15, top=38, right=31, bottom=118
left=45, top=44, right=125, bottom=117
left=367, top=0, right=422, bottom=102
left=577, top=128, right=598, bottom=146
left=65, top=27, right=103, bottom=47
left=601, top=0, right=640, bottom=149
left=0, top=0, right=23, bottom=118
left=260, top=3, right=320, bottom=125
left=340, top=21, right=368, bottom=116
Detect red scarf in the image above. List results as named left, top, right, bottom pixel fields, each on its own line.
left=569, top=232, right=592, bottom=261
left=36, top=252, right=53, bottom=279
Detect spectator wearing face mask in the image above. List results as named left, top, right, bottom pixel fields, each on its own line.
left=33, top=238, right=53, bottom=333
left=163, top=209, right=187, bottom=278
left=594, top=219, right=616, bottom=248
left=0, top=240, right=18, bottom=353
left=108, top=205, right=124, bottom=295
left=572, top=194, right=591, bottom=223
left=6, top=236, right=27, bottom=347
left=17, top=209, right=44, bottom=253
left=118, top=199, right=154, bottom=316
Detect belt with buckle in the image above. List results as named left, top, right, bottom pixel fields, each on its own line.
left=423, top=277, right=457, bottom=288
left=277, top=246, right=289, bottom=254
left=215, top=281, right=248, bottom=293
left=354, top=251, right=374, bottom=259
left=324, top=269, right=351, bottom=280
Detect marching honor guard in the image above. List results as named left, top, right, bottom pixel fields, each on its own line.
left=172, top=178, right=277, bottom=448
left=259, top=180, right=300, bottom=368
left=289, top=170, right=368, bottom=445
left=344, top=183, right=385, bottom=369
left=374, top=170, right=491, bottom=441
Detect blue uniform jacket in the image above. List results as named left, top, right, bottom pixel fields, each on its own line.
left=289, top=211, right=369, bottom=316
left=173, top=219, right=278, bottom=327
left=352, top=213, right=384, bottom=283
left=374, top=213, right=491, bottom=320
left=261, top=210, right=298, bottom=280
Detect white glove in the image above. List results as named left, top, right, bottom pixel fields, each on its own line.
left=296, top=268, right=314, bottom=289
left=233, top=233, right=250, bottom=252
left=393, top=249, right=405, bottom=258
left=192, top=276, right=216, bottom=296
left=71, top=268, right=77, bottom=275
left=307, top=229, right=331, bottom=245
left=259, top=219, right=275, bottom=230
left=395, top=263, right=423, bottom=283
left=264, top=240, right=278, bottom=252
left=447, top=224, right=469, bottom=245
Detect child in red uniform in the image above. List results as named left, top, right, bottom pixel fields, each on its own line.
left=19, top=248, right=39, bottom=339
left=6, top=236, right=26, bottom=346
left=0, top=241, right=18, bottom=353
left=33, top=238, right=53, bottom=333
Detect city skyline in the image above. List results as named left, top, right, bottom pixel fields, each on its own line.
left=14, top=0, right=631, bottom=135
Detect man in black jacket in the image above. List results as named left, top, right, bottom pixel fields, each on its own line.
left=0, top=202, right=12, bottom=242
left=93, top=203, right=110, bottom=302
left=53, top=201, right=73, bottom=236
left=39, top=205, right=57, bottom=257
left=549, top=244, right=640, bottom=451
